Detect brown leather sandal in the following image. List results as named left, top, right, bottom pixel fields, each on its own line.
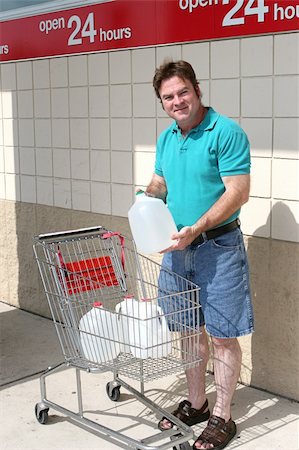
left=158, top=399, right=210, bottom=431
left=193, top=415, right=237, bottom=450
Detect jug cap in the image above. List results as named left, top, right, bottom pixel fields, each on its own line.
left=93, top=301, right=103, bottom=308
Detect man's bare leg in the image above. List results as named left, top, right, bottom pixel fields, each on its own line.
left=186, top=326, right=209, bottom=409
left=212, top=337, right=241, bottom=420
left=160, top=326, right=209, bottom=429
left=194, top=337, right=242, bottom=449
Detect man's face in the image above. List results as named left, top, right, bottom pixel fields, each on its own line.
left=159, top=76, right=201, bottom=131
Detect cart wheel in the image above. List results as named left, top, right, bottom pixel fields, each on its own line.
left=35, top=404, right=49, bottom=424
left=179, top=443, right=192, bottom=450
left=172, top=443, right=192, bottom=450
left=170, top=434, right=192, bottom=450
left=106, top=382, right=121, bottom=402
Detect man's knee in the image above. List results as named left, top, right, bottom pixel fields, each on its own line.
left=211, top=336, right=241, bottom=352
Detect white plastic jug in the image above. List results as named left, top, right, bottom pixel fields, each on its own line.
left=79, top=302, right=120, bottom=363
left=116, top=297, right=172, bottom=359
left=115, top=295, right=133, bottom=354
left=128, top=192, right=177, bottom=254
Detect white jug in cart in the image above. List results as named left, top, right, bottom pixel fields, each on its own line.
left=116, top=297, right=172, bottom=359
left=128, top=192, right=177, bottom=254
left=115, top=295, right=134, bottom=354
left=79, top=302, right=120, bottom=364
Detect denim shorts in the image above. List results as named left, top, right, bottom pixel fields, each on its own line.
left=158, top=228, right=254, bottom=338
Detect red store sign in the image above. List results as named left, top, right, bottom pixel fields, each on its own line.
left=0, top=0, right=298, bottom=62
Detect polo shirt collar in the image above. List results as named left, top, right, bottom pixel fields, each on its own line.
left=172, top=107, right=219, bottom=135
left=198, top=107, right=219, bottom=131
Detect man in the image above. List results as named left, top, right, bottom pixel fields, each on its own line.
left=145, top=60, right=254, bottom=450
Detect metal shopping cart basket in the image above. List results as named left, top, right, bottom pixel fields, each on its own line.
left=33, top=226, right=202, bottom=450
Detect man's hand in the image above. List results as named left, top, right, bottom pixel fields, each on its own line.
left=160, top=226, right=198, bottom=252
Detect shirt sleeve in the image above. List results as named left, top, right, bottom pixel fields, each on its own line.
left=217, top=126, right=251, bottom=177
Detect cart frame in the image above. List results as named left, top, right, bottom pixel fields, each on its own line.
left=33, top=226, right=203, bottom=450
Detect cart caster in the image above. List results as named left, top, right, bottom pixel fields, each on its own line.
left=170, top=434, right=192, bottom=450
left=35, top=403, right=49, bottom=424
left=172, top=443, right=192, bottom=450
left=106, top=382, right=121, bottom=401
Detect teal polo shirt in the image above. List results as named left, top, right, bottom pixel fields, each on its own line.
left=154, top=107, right=250, bottom=230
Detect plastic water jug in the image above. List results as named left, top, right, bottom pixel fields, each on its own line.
left=128, top=192, right=177, bottom=254
left=115, top=297, right=172, bottom=359
left=79, top=302, right=120, bottom=363
left=115, top=295, right=133, bottom=354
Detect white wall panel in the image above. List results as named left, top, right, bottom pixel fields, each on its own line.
left=133, top=83, right=156, bottom=117
left=51, top=88, right=69, bottom=118
left=34, top=89, right=50, bottom=118
left=211, top=79, right=240, bottom=117
left=242, top=77, right=272, bottom=117
left=17, top=91, right=32, bottom=118
left=89, top=118, right=110, bottom=149
left=70, top=118, right=89, bottom=148
left=20, top=174, right=36, bottom=203
left=70, top=87, right=88, bottom=117
left=132, top=48, right=156, bottom=83
left=241, top=118, right=272, bottom=158
left=211, top=39, right=239, bottom=79
left=5, top=173, right=20, bottom=201
left=1, top=63, right=16, bottom=90
left=19, top=119, right=34, bottom=146
left=91, top=181, right=111, bottom=214
left=109, top=51, right=131, bottom=84
left=273, top=118, right=299, bottom=159
left=33, top=60, right=50, bottom=89
left=111, top=118, right=132, bottom=151
left=89, top=86, right=109, bottom=117
left=50, top=58, right=68, bottom=88
left=16, top=61, right=32, bottom=90
left=35, top=119, right=51, bottom=147
left=90, top=150, right=110, bottom=182
left=68, top=55, right=88, bottom=86
left=274, top=33, right=299, bottom=75
left=52, top=119, right=70, bottom=148
left=71, top=179, right=90, bottom=211
left=54, top=178, right=71, bottom=209
left=182, top=42, right=209, bottom=80
left=274, top=76, right=299, bottom=117
left=36, top=147, right=52, bottom=177
left=19, top=147, right=35, bottom=175
left=241, top=36, right=273, bottom=77
left=88, top=53, right=109, bottom=85
left=36, top=176, right=53, bottom=205
left=110, top=85, right=132, bottom=117
left=53, top=148, right=71, bottom=178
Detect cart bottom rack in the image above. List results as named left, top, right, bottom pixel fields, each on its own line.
left=33, top=226, right=202, bottom=450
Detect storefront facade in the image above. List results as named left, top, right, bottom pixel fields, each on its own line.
left=0, top=0, right=298, bottom=400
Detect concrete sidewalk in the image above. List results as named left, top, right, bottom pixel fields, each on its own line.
left=1, top=302, right=298, bottom=450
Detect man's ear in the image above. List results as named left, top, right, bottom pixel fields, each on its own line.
left=195, top=84, right=201, bottom=98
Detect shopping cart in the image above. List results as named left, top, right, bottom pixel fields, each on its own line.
left=33, top=226, right=202, bottom=450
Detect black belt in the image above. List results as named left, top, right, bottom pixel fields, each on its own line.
left=191, top=218, right=240, bottom=246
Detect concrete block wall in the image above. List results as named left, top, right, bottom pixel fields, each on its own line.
left=0, top=31, right=298, bottom=400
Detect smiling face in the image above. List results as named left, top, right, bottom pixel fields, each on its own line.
left=159, top=76, right=204, bottom=134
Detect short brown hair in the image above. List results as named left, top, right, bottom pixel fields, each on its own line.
left=153, top=60, right=199, bottom=99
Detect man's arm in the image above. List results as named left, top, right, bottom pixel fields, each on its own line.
left=167, top=174, right=250, bottom=251
left=145, top=173, right=168, bottom=202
